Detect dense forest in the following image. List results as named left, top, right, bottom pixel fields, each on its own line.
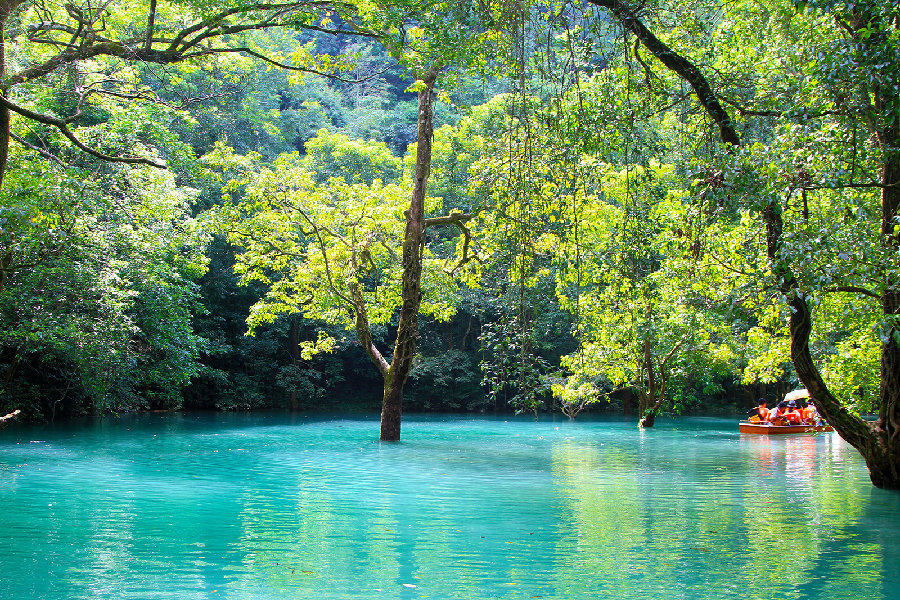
left=1, top=2, right=898, bottom=483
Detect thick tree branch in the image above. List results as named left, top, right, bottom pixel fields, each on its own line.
left=5, top=2, right=368, bottom=89
left=587, top=0, right=740, bottom=146
left=349, top=278, right=390, bottom=377
left=423, top=212, right=472, bottom=228
left=167, top=2, right=367, bottom=53
left=824, top=285, right=881, bottom=299
left=191, top=47, right=383, bottom=83
left=0, top=94, right=165, bottom=167
left=424, top=211, right=478, bottom=274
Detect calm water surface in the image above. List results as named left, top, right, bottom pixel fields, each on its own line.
left=1, top=413, right=897, bottom=599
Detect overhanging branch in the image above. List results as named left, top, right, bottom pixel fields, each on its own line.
left=190, top=47, right=386, bottom=83
left=0, top=94, right=165, bottom=168
left=587, top=0, right=740, bottom=146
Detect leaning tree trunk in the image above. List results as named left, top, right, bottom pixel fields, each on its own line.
left=870, top=107, right=900, bottom=488
left=288, top=317, right=301, bottom=411
left=759, top=5, right=900, bottom=488
left=763, top=198, right=898, bottom=488
left=869, top=0, right=900, bottom=483
left=379, top=73, right=437, bottom=441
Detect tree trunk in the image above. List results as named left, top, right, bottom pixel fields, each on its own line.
left=587, top=0, right=740, bottom=146
left=871, top=18, right=900, bottom=486
left=639, top=339, right=658, bottom=427
left=379, top=73, right=437, bottom=441
left=763, top=198, right=898, bottom=488
left=0, top=1, right=26, bottom=191
left=758, top=5, right=900, bottom=487
left=0, top=4, right=13, bottom=191
left=288, top=317, right=300, bottom=411
left=595, top=0, right=899, bottom=486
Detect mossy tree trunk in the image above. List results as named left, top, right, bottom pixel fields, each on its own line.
left=379, top=72, right=438, bottom=441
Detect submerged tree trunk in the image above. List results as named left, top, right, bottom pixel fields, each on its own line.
left=379, top=73, right=438, bottom=441
left=638, top=335, right=682, bottom=427
left=639, top=339, right=659, bottom=427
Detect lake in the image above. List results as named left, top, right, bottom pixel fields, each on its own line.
left=1, top=413, right=897, bottom=599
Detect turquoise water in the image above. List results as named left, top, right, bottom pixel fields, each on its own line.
left=1, top=413, right=897, bottom=600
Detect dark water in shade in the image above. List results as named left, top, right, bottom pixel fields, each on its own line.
left=1, top=413, right=898, bottom=600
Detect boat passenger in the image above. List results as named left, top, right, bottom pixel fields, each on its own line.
left=747, top=399, right=769, bottom=423
left=768, top=401, right=788, bottom=425
left=803, top=400, right=822, bottom=425
left=783, top=400, right=802, bottom=425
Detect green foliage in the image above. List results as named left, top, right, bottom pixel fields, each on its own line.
left=0, top=155, right=209, bottom=418
left=301, top=129, right=402, bottom=184
left=205, top=137, right=457, bottom=352
left=5, top=0, right=895, bottom=421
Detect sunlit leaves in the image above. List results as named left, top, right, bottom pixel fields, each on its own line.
left=209, top=134, right=459, bottom=354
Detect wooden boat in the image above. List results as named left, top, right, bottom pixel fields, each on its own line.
left=739, top=420, right=833, bottom=435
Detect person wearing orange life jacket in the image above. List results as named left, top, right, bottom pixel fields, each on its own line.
left=802, top=400, right=822, bottom=425
left=783, top=400, right=802, bottom=425
left=747, top=398, right=770, bottom=423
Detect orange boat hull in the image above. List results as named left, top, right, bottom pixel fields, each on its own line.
left=739, top=421, right=833, bottom=434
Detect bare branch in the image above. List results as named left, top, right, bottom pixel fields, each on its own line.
left=0, top=94, right=165, bottom=168
left=10, top=131, right=66, bottom=165
left=824, top=285, right=881, bottom=299
left=659, top=337, right=688, bottom=371
left=716, top=93, right=843, bottom=120
left=424, top=211, right=478, bottom=274
left=166, top=2, right=362, bottom=53
left=187, top=46, right=386, bottom=83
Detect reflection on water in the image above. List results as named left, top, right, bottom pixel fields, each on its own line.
left=1, top=414, right=897, bottom=599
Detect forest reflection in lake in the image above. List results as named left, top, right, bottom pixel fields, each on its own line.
left=1, top=413, right=897, bottom=600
